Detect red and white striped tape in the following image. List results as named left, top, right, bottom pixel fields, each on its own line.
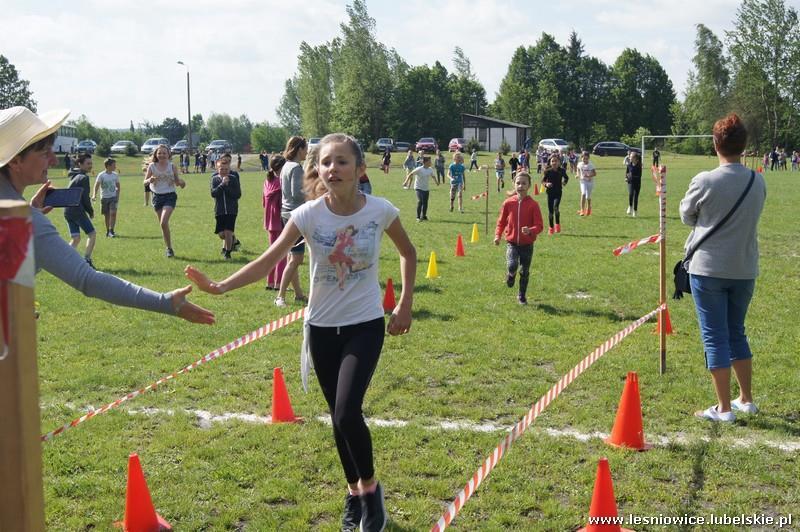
left=430, top=304, right=664, bottom=532
left=41, top=308, right=306, bottom=442
left=612, top=234, right=662, bottom=256
left=471, top=191, right=488, bottom=200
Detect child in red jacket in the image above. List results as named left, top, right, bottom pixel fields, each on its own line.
left=494, top=172, right=544, bottom=305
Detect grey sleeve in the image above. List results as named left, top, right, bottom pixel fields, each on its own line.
left=32, top=209, right=174, bottom=315
left=679, top=177, right=703, bottom=226
left=289, top=165, right=304, bottom=207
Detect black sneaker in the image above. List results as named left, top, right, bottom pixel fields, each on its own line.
left=233, top=239, right=241, bottom=251
left=166, top=247, right=174, bottom=258
left=109, top=230, right=116, bottom=238
left=359, top=483, right=387, bottom=532
left=341, top=493, right=362, bottom=532
left=224, top=250, right=232, bottom=260
left=506, top=274, right=515, bottom=288
left=221, top=247, right=226, bottom=256
left=518, top=294, right=528, bottom=305
left=85, top=257, right=96, bottom=270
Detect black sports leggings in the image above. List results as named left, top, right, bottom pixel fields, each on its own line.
left=416, top=189, right=430, bottom=219
left=309, top=317, right=385, bottom=484
left=546, top=192, right=562, bottom=228
left=628, top=179, right=641, bottom=211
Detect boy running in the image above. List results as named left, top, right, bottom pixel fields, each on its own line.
left=92, top=157, right=120, bottom=237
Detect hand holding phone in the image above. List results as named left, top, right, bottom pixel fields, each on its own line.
left=43, top=188, right=82, bottom=208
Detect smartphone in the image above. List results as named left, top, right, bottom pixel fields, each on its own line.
left=43, top=188, right=82, bottom=208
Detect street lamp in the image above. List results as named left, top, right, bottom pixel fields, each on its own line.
left=176, top=61, right=192, bottom=154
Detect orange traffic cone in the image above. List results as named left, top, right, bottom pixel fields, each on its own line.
left=269, top=367, right=301, bottom=423
left=577, top=458, right=633, bottom=532
left=122, top=453, right=172, bottom=531
left=653, top=306, right=673, bottom=335
left=383, top=278, right=396, bottom=313
left=605, top=372, right=650, bottom=451
left=455, top=234, right=465, bottom=257
left=533, top=183, right=540, bottom=195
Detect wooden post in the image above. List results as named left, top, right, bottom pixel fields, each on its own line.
left=0, top=199, right=44, bottom=531
left=484, top=166, right=489, bottom=235
left=658, top=166, right=667, bottom=374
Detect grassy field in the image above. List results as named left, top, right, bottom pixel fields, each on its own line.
left=34, top=150, right=799, bottom=530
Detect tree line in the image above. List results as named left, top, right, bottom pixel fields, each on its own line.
left=2, top=0, right=796, bottom=155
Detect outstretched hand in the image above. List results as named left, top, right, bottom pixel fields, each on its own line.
left=184, top=265, right=224, bottom=295
left=30, top=180, right=54, bottom=214
left=170, top=285, right=215, bottom=324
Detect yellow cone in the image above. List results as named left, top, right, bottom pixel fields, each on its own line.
left=471, top=223, right=479, bottom=243
left=426, top=251, right=439, bottom=279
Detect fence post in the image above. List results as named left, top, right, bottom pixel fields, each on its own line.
left=0, top=199, right=44, bottom=531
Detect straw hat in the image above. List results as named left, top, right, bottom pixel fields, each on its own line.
left=0, top=106, right=70, bottom=167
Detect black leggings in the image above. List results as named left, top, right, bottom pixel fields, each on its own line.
left=546, top=192, right=562, bottom=228
left=309, top=317, right=385, bottom=484
left=627, top=180, right=641, bottom=211
left=416, top=189, right=430, bottom=219
left=435, top=166, right=444, bottom=184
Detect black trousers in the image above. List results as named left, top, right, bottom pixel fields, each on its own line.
left=546, top=192, right=562, bottom=228
left=628, top=180, right=641, bottom=211
left=309, top=318, right=385, bottom=484
left=416, top=189, right=430, bottom=219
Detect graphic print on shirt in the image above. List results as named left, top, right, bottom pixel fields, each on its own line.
left=312, top=221, right=378, bottom=289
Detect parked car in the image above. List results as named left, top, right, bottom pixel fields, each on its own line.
left=110, top=140, right=138, bottom=154
left=141, top=137, right=170, bottom=155
left=592, top=141, right=642, bottom=157
left=415, top=137, right=437, bottom=153
left=308, top=137, right=322, bottom=149
left=448, top=138, right=466, bottom=152
left=376, top=137, right=394, bottom=152
left=394, top=141, right=412, bottom=152
left=206, top=139, right=232, bottom=154
left=538, top=138, right=570, bottom=152
left=76, top=139, right=97, bottom=154
left=171, top=140, right=190, bottom=154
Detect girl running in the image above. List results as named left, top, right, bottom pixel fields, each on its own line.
left=541, top=154, right=569, bottom=234
left=144, top=144, right=185, bottom=257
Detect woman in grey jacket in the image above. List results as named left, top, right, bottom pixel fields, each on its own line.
left=679, top=113, right=766, bottom=423
left=0, top=106, right=214, bottom=325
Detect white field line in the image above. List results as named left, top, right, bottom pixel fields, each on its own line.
left=104, top=405, right=800, bottom=453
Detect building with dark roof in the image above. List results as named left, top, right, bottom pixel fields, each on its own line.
left=461, top=114, right=531, bottom=152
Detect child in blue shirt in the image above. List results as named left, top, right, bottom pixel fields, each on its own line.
left=448, top=152, right=466, bottom=213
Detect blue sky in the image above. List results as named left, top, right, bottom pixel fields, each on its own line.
left=5, top=0, right=793, bottom=129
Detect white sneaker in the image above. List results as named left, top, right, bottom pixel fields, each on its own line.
left=626, top=206, right=631, bottom=215
left=632, top=210, right=637, bottom=217
left=274, top=296, right=287, bottom=308
left=731, top=398, right=759, bottom=414
left=695, top=405, right=736, bottom=423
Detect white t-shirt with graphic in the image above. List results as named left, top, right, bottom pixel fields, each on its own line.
left=292, top=194, right=400, bottom=327
left=95, top=171, right=119, bottom=199
left=577, top=161, right=596, bottom=181
left=413, top=167, right=435, bottom=191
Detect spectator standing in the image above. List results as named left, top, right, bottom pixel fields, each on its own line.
left=263, top=155, right=287, bottom=290
left=434, top=149, right=445, bottom=185
left=679, top=113, right=766, bottom=423
left=276, top=135, right=309, bottom=307
left=652, top=147, right=661, bottom=167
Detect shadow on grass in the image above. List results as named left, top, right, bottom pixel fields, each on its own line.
left=111, top=234, right=163, bottom=240
left=740, top=412, right=800, bottom=437
left=386, top=521, right=415, bottom=532
left=533, top=303, right=640, bottom=323
left=413, top=308, right=455, bottom=321
left=100, top=268, right=158, bottom=277
left=676, top=427, right=715, bottom=531
left=412, top=284, right=443, bottom=294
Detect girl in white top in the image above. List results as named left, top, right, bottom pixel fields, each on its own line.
left=407, top=155, right=437, bottom=221
left=144, top=145, right=185, bottom=257
left=575, top=151, right=597, bottom=216
left=185, top=133, right=416, bottom=531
